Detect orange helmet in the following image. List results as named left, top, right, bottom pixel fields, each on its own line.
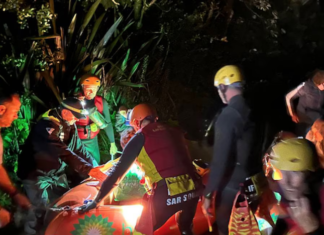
left=129, top=104, right=158, bottom=127
left=80, top=74, right=101, bottom=86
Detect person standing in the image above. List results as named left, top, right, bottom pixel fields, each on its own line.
left=76, top=74, right=117, bottom=164
left=202, top=65, right=263, bottom=235
left=286, top=70, right=324, bottom=136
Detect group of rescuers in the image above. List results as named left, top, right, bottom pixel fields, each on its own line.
left=0, top=66, right=324, bottom=235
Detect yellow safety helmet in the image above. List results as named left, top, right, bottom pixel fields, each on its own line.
left=80, top=74, right=101, bottom=86
left=269, top=138, right=316, bottom=172
left=214, top=65, right=243, bottom=87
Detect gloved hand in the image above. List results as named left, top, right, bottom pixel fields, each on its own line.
left=110, top=142, right=118, bottom=155
left=13, top=193, right=32, bottom=210
left=78, top=200, right=98, bottom=214
left=0, top=207, right=11, bottom=228
left=88, top=166, right=107, bottom=181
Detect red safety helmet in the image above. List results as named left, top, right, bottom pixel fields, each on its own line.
left=129, top=104, right=158, bottom=128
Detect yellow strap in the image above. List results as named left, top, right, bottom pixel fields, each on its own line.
left=41, top=110, right=61, bottom=126
left=61, top=102, right=88, bottom=115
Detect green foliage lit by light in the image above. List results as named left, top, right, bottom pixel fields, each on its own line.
left=36, top=4, right=55, bottom=34
left=113, top=164, right=146, bottom=201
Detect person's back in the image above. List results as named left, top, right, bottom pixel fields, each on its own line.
left=203, top=65, right=265, bottom=235
left=79, top=104, right=202, bottom=235
left=138, top=122, right=196, bottom=182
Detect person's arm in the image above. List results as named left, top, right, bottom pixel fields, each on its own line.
left=94, top=133, right=144, bottom=202
left=286, top=83, right=305, bottom=122
left=39, top=122, right=93, bottom=176
left=71, top=124, right=98, bottom=166
left=204, top=108, right=238, bottom=196
left=102, top=99, right=115, bottom=144
left=0, top=134, right=30, bottom=209
left=0, top=164, right=17, bottom=196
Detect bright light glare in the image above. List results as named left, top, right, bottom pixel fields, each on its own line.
left=122, top=205, right=143, bottom=227
left=128, top=164, right=144, bottom=179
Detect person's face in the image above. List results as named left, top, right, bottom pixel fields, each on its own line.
left=316, top=83, right=324, bottom=91
left=61, top=109, right=79, bottom=126
left=82, top=85, right=98, bottom=100
left=119, top=110, right=127, bottom=118
left=0, top=95, right=21, bottom=128
left=278, top=170, right=307, bottom=201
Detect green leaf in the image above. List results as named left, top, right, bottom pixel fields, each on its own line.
left=39, top=182, right=49, bottom=189
left=71, top=0, right=77, bottom=16
left=42, top=189, right=49, bottom=202
left=121, top=49, right=130, bottom=71
left=139, top=36, right=159, bottom=52
left=83, top=59, right=110, bottom=73
left=115, top=81, right=145, bottom=88
left=79, top=0, right=102, bottom=38
left=87, top=12, right=106, bottom=48
left=130, top=62, right=140, bottom=77
left=93, top=16, right=123, bottom=54
left=30, top=94, right=47, bottom=108
left=67, top=14, right=77, bottom=46
left=107, top=21, right=134, bottom=54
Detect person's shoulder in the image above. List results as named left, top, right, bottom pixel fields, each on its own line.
left=217, top=106, right=241, bottom=124
left=34, top=118, right=61, bottom=136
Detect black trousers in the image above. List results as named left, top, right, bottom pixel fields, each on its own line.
left=153, top=184, right=199, bottom=233
left=214, top=186, right=238, bottom=235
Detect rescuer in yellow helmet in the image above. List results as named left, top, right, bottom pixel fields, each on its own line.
left=75, top=74, right=117, bottom=165
left=266, top=138, right=324, bottom=234
left=202, top=65, right=265, bottom=235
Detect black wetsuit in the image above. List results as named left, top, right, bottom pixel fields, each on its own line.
left=204, top=95, right=262, bottom=235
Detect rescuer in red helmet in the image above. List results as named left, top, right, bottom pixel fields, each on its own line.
left=76, top=74, right=117, bottom=164
left=79, top=103, right=203, bottom=235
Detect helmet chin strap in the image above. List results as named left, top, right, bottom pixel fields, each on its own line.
left=218, top=84, right=228, bottom=104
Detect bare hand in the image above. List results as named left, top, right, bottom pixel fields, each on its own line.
left=13, top=193, right=31, bottom=210
left=202, top=197, right=213, bottom=217
left=292, top=114, right=299, bottom=123
left=287, top=197, right=319, bottom=233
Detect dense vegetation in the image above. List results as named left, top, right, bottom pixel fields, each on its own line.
left=0, top=0, right=324, bottom=229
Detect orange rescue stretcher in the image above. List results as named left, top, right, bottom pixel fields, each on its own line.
left=44, top=159, right=216, bottom=235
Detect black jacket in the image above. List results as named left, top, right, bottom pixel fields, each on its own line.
left=18, top=109, right=94, bottom=180
left=204, top=95, right=262, bottom=194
